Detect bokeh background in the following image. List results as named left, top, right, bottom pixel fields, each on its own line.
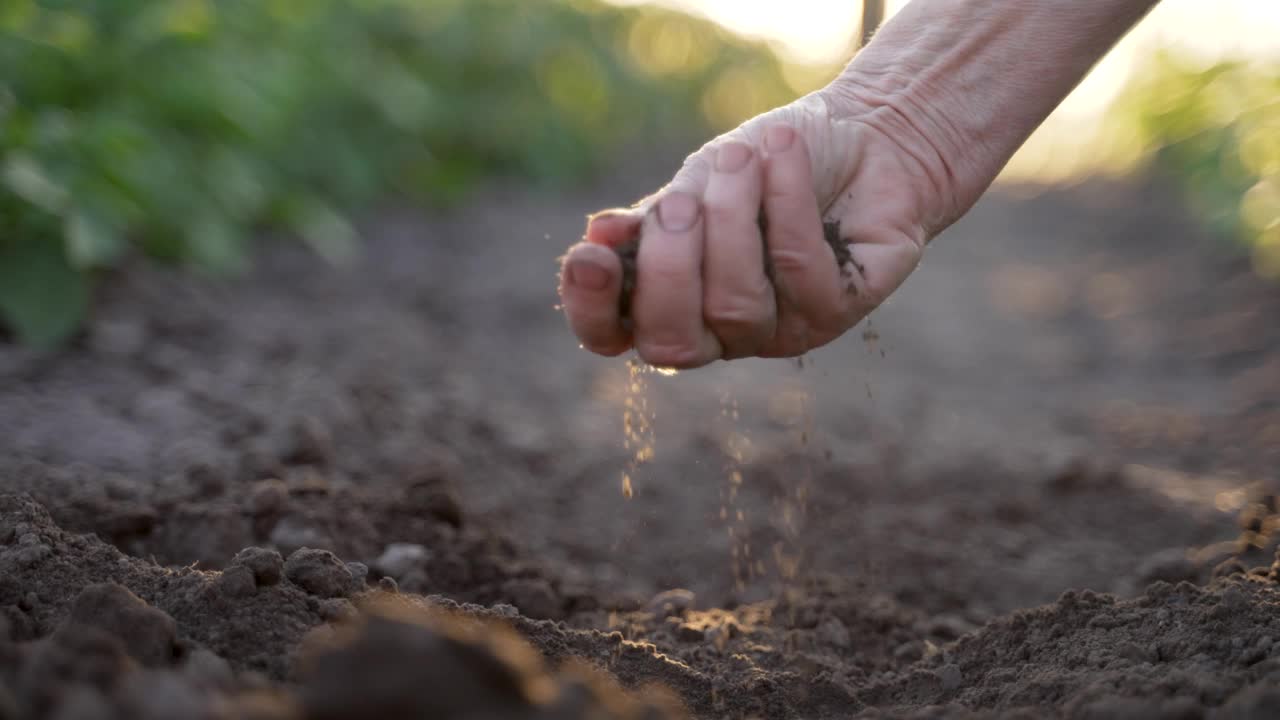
left=2, top=0, right=1277, bottom=346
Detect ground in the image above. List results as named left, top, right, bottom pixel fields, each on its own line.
left=1, top=156, right=1278, bottom=718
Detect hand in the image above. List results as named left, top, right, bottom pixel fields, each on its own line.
left=558, top=83, right=957, bottom=369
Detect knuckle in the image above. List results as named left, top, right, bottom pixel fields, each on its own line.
left=635, top=340, right=706, bottom=370
left=768, top=246, right=815, bottom=276
left=584, top=340, right=631, bottom=358
left=704, top=294, right=771, bottom=335
left=702, top=197, right=748, bottom=226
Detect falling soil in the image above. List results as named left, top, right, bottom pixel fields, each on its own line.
left=1, top=172, right=1279, bottom=718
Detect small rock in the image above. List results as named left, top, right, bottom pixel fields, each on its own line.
left=491, top=604, right=519, bottom=619
left=215, top=565, right=257, bottom=598
left=928, top=615, right=974, bottom=641
left=181, top=648, right=235, bottom=691
left=1116, top=641, right=1154, bottom=664
left=117, top=670, right=207, bottom=720
left=377, top=577, right=399, bottom=594
left=1, top=605, right=34, bottom=642
left=937, top=664, right=963, bottom=692
left=372, top=543, right=429, bottom=580
left=893, top=642, right=922, bottom=663
left=345, top=562, right=369, bottom=593
left=790, top=653, right=828, bottom=677
left=67, top=583, right=178, bottom=668
left=404, top=483, right=464, bottom=529
left=317, top=598, right=357, bottom=623
left=705, top=624, right=732, bottom=652
left=398, top=568, right=430, bottom=593
left=676, top=624, right=705, bottom=642
left=500, top=578, right=562, bottom=620
left=44, top=687, right=110, bottom=720
left=15, top=543, right=52, bottom=567
left=285, top=548, right=353, bottom=599
left=1217, top=681, right=1280, bottom=719
left=270, top=518, right=331, bottom=558
left=816, top=617, right=851, bottom=649
left=645, top=589, right=696, bottom=618
left=248, top=479, right=289, bottom=516
left=1214, top=557, right=1248, bottom=579
left=1135, top=548, right=1199, bottom=587
left=285, top=417, right=333, bottom=467
left=232, top=547, right=285, bottom=587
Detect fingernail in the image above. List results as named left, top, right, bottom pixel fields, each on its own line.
left=657, top=192, right=699, bottom=232
left=715, top=142, right=752, bottom=173
left=765, top=125, right=795, bottom=152
left=566, top=257, right=610, bottom=291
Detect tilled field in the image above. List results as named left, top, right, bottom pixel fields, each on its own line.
left=1, top=175, right=1278, bottom=718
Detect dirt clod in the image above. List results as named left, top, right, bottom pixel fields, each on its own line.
left=233, top=547, right=286, bottom=587
left=373, top=543, right=428, bottom=580
left=66, top=583, right=178, bottom=668
left=502, top=578, right=563, bottom=621
left=284, top=548, right=354, bottom=599
left=645, top=589, right=695, bottom=618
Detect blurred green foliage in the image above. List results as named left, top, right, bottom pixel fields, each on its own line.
left=1115, top=53, right=1280, bottom=278
left=0, top=0, right=801, bottom=346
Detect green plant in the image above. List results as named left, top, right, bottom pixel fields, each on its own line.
left=0, top=0, right=803, bottom=346
left=1113, top=52, right=1280, bottom=277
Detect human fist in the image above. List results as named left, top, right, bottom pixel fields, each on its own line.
left=559, top=84, right=956, bottom=369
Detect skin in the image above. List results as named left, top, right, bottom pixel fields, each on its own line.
left=559, top=0, right=1162, bottom=369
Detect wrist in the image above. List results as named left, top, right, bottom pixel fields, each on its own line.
left=820, top=64, right=969, bottom=236
left=825, top=0, right=1160, bottom=230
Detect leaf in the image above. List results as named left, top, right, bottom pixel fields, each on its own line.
left=0, top=236, right=90, bottom=348
left=2, top=153, right=67, bottom=213
left=65, top=209, right=126, bottom=268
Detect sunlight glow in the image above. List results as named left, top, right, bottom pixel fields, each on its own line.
left=605, top=0, right=1280, bottom=182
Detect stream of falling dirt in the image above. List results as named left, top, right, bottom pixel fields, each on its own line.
left=616, top=352, right=823, bottom=595
left=620, top=357, right=666, bottom=499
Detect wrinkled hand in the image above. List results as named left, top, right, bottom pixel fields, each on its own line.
left=558, top=84, right=956, bottom=369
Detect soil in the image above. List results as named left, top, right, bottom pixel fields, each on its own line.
left=1, top=164, right=1278, bottom=718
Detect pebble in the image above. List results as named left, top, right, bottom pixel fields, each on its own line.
left=269, top=519, right=331, bottom=558
left=500, top=578, right=562, bottom=620
left=248, top=479, right=289, bottom=515
left=215, top=565, right=257, bottom=598
left=285, top=548, right=353, bottom=599
left=937, top=664, right=964, bottom=692
left=231, top=547, right=285, bottom=587
left=676, top=624, right=705, bottom=642
left=317, top=598, right=357, bottom=622
left=373, top=543, right=429, bottom=580
left=645, top=589, right=696, bottom=618
left=705, top=624, right=732, bottom=652
left=181, top=648, right=235, bottom=691
left=817, top=617, right=851, bottom=649
left=68, top=583, right=178, bottom=668
left=345, top=562, right=369, bottom=593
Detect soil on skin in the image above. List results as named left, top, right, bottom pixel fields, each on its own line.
left=614, top=212, right=853, bottom=319
left=1, top=167, right=1279, bottom=718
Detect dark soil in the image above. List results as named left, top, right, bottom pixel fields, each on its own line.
left=1, top=169, right=1279, bottom=719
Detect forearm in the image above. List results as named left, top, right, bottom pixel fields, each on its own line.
left=833, top=0, right=1159, bottom=227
